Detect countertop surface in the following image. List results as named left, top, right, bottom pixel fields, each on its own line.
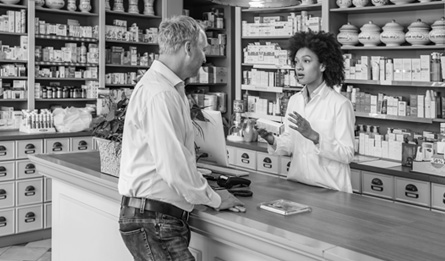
left=0, top=130, right=92, bottom=141
left=31, top=151, right=445, bottom=261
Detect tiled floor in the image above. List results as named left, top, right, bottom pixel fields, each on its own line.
left=0, top=239, right=51, bottom=261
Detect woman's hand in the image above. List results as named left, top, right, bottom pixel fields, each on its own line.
left=255, top=126, right=274, bottom=145
left=287, top=111, right=319, bottom=145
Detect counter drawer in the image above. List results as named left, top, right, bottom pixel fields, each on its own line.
left=16, top=178, right=43, bottom=207
left=44, top=138, right=70, bottom=154
left=0, top=161, right=15, bottom=181
left=0, top=181, right=15, bottom=209
left=44, top=203, right=51, bottom=229
left=234, top=148, right=256, bottom=170
left=256, top=152, right=279, bottom=174
left=16, top=160, right=41, bottom=180
left=226, top=146, right=236, bottom=166
left=0, top=141, right=15, bottom=161
left=395, top=177, right=430, bottom=207
left=16, top=204, right=43, bottom=233
left=0, top=208, right=15, bottom=236
left=44, top=177, right=52, bottom=202
left=278, top=156, right=292, bottom=177
left=16, top=139, right=43, bottom=159
left=351, top=169, right=362, bottom=194
left=362, top=171, right=394, bottom=200
left=70, top=136, right=93, bottom=152
left=432, top=183, right=445, bottom=211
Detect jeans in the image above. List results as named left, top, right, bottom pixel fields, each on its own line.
left=119, top=205, right=195, bottom=261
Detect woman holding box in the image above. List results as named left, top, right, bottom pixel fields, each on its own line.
left=257, top=31, right=355, bottom=193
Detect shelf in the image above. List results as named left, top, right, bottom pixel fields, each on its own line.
left=36, top=78, right=98, bottom=81
left=355, top=111, right=434, bottom=123
left=0, top=60, right=27, bottom=63
left=0, top=31, right=27, bottom=36
left=331, top=2, right=445, bottom=14
left=344, top=79, right=445, bottom=87
left=205, top=54, right=225, bottom=58
left=106, top=64, right=150, bottom=69
left=242, top=3, right=321, bottom=13
left=341, top=45, right=445, bottom=51
left=36, top=98, right=96, bottom=102
left=105, top=84, right=135, bottom=87
left=0, top=76, right=27, bottom=80
left=105, top=10, right=161, bottom=19
left=206, top=27, right=225, bottom=32
left=241, top=112, right=282, bottom=122
left=0, top=3, right=26, bottom=9
left=106, top=40, right=158, bottom=46
left=187, top=83, right=227, bottom=86
left=241, top=84, right=283, bottom=93
left=36, top=7, right=99, bottom=16
left=36, top=35, right=99, bottom=42
left=36, top=61, right=99, bottom=67
left=242, top=35, right=292, bottom=40
left=0, top=99, right=26, bottom=101
left=243, top=63, right=294, bottom=70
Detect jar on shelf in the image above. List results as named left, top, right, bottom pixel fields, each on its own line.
left=352, top=0, right=369, bottom=7
left=128, top=0, right=139, bottom=14
left=405, top=19, right=431, bottom=46
left=79, top=0, right=91, bottom=13
left=371, top=0, right=388, bottom=6
left=380, top=20, right=406, bottom=47
left=36, top=0, right=45, bottom=7
left=337, top=22, right=359, bottom=46
left=113, top=0, right=124, bottom=12
left=45, top=0, right=65, bottom=9
left=358, top=21, right=382, bottom=47
left=336, top=0, right=352, bottom=8
left=144, top=0, right=155, bottom=15
left=429, top=17, right=445, bottom=45
left=67, top=0, right=76, bottom=11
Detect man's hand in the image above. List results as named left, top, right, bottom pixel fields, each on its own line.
left=255, top=127, right=274, bottom=145
left=215, top=190, right=245, bottom=212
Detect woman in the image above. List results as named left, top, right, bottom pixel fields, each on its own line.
left=257, top=31, right=355, bottom=193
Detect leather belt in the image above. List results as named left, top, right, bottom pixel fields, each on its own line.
left=121, top=196, right=189, bottom=222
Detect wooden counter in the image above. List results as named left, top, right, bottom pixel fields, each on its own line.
left=29, top=151, right=445, bottom=261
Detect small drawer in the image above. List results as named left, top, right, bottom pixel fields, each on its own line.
left=351, top=169, right=362, bottom=194
left=44, top=203, right=52, bottom=229
left=0, top=141, right=15, bottom=161
left=234, top=148, right=257, bottom=170
left=44, top=177, right=52, bottom=202
left=256, top=152, right=279, bottom=174
left=0, top=182, right=15, bottom=209
left=0, top=161, right=15, bottom=181
left=16, top=160, right=41, bottom=180
left=278, top=156, right=292, bottom=177
left=16, top=139, right=43, bottom=159
left=0, top=208, right=15, bottom=236
left=44, top=138, right=70, bottom=154
left=432, top=183, right=445, bottom=211
left=16, top=204, right=43, bottom=233
left=70, top=136, right=93, bottom=152
left=226, top=146, right=236, bottom=166
left=362, top=171, right=394, bottom=200
left=395, top=177, right=430, bottom=207
left=16, top=178, right=43, bottom=207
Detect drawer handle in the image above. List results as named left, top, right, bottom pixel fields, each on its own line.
left=371, top=178, right=383, bottom=192
left=25, top=163, right=36, bottom=174
left=25, top=212, right=36, bottom=223
left=405, top=184, right=418, bottom=198
left=52, top=142, right=63, bottom=151
left=0, top=145, right=7, bottom=156
left=443, top=193, right=445, bottom=204
left=405, top=184, right=418, bottom=192
left=0, top=166, right=6, bottom=177
left=25, top=143, right=36, bottom=154
left=263, top=157, right=272, bottom=168
left=241, top=153, right=250, bottom=164
left=0, top=189, right=6, bottom=200
left=25, top=185, right=36, bottom=196
left=78, top=140, right=88, bottom=150
left=0, top=216, right=6, bottom=227
left=287, top=161, right=291, bottom=172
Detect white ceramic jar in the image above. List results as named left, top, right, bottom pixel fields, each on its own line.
left=45, top=0, right=65, bottom=9
left=1, top=0, right=20, bottom=4
left=336, top=0, right=352, bottom=8
left=405, top=19, right=431, bottom=46
left=371, top=0, right=388, bottom=5
left=380, top=20, right=406, bottom=46
left=358, top=21, right=382, bottom=47
left=35, top=0, right=45, bottom=7
left=352, top=0, right=369, bottom=7
left=429, top=17, right=445, bottom=45
left=337, top=22, right=359, bottom=46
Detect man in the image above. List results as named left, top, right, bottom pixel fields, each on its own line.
left=118, top=15, right=244, bottom=261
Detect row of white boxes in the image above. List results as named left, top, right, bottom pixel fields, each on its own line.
left=0, top=136, right=94, bottom=237
left=227, top=146, right=445, bottom=213
left=351, top=170, right=445, bottom=213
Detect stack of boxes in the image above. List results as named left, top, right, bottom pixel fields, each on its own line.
left=189, top=66, right=227, bottom=84
left=0, top=9, right=26, bottom=33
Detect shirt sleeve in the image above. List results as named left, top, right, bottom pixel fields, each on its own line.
left=144, top=91, right=221, bottom=208
left=315, top=100, right=355, bottom=164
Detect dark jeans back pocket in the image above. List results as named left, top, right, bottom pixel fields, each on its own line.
left=120, top=227, right=154, bottom=261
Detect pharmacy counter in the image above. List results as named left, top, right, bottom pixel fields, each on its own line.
left=29, top=151, right=445, bottom=261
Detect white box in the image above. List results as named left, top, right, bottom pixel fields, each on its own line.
left=420, top=55, right=431, bottom=82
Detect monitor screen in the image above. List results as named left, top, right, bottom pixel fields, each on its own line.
left=194, top=110, right=228, bottom=167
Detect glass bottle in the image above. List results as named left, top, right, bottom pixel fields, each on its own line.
left=79, top=42, right=87, bottom=63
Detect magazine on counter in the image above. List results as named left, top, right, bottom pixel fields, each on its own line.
left=259, top=199, right=312, bottom=215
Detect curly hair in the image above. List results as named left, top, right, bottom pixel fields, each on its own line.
left=288, top=31, right=344, bottom=87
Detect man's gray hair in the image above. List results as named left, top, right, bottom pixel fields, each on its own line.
left=158, top=15, right=203, bottom=55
